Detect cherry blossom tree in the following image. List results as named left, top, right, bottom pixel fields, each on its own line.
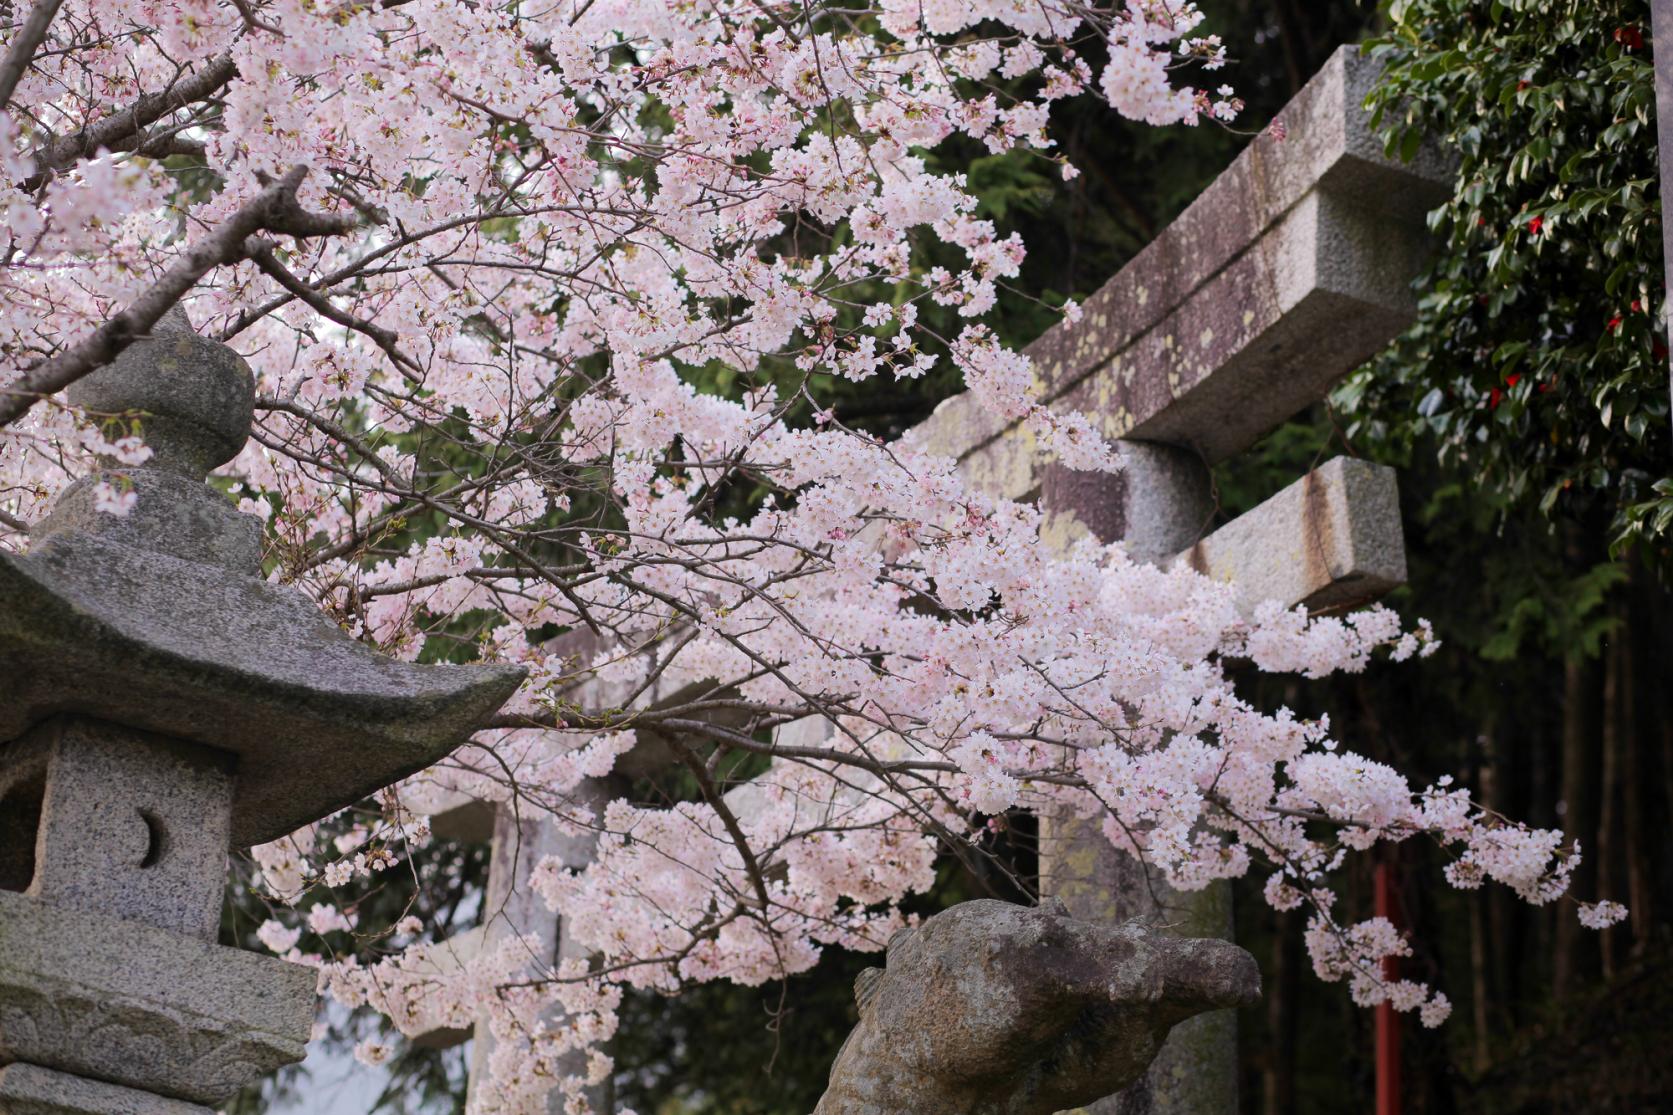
left=0, top=1, right=1624, bottom=1111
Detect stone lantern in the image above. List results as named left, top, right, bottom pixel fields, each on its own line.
left=0, top=312, right=525, bottom=1113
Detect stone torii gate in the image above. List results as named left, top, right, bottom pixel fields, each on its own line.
left=908, top=45, right=1447, bottom=1114
left=402, top=44, right=1445, bottom=1115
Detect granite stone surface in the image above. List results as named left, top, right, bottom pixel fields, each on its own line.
left=1165, top=456, right=1407, bottom=618
left=0, top=1064, right=213, bottom=1115
left=0, top=315, right=525, bottom=846
left=0, top=534, right=525, bottom=846
left=2, top=717, right=232, bottom=939
left=1039, top=441, right=1214, bottom=561
left=813, top=899, right=1259, bottom=1115
left=34, top=468, right=263, bottom=572
left=905, top=45, right=1451, bottom=486
left=0, top=310, right=526, bottom=1112
left=0, top=890, right=314, bottom=1104
left=67, top=308, right=253, bottom=479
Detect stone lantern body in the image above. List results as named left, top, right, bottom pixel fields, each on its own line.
left=0, top=312, right=524, bottom=1113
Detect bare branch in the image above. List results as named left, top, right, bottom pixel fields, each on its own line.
left=0, top=0, right=65, bottom=112
left=25, top=53, right=237, bottom=184
left=0, top=164, right=356, bottom=429
left=667, top=731, right=775, bottom=912
left=245, top=240, right=422, bottom=377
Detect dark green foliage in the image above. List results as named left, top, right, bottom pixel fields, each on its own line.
left=1347, top=0, right=1671, bottom=566
left=1457, top=938, right=1673, bottom=1114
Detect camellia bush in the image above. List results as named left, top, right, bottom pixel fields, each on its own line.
left=0, top=2, right=1625, bottom=1111
left=1349, top=0, right=1670, bottom=560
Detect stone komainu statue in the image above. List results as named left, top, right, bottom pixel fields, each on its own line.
left=814, top=898, right=1260, bottom=1115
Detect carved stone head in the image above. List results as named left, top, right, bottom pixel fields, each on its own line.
left=816, top=898, right=1260, bottom=1115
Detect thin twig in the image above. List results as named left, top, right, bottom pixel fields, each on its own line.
left=0, top=165, right=355, bottom=428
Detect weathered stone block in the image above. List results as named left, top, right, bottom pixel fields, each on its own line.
left=421, top=790, right=500, bottom=845
left=1022, top=43, right=1449, bottom=412
left=1039, top=442, right=1214, bottom=560
left=34, top=469, right=262, bottom=572
left=1068, top=189, right=1428, bottom=464
left=814, top=900, right=1258, bottom=1115
left=0, top=891, right=314, bottom=1105
left=0, top=718, right=231, bottom=939
left=68, top=314, right=255, bottom=480
left=0, top=1064, right=212, bottom=1115
left=400, top=925, right=485, bottom=1049
left=1165, top=456, right=1406, bottom=617
left=0, top=530, right=522, bottom=847
left=0, top=312, right=524, bottom=847
left=0, top=301, right=526, bottom=1113
left=904, top=45, right=1450, bottom=477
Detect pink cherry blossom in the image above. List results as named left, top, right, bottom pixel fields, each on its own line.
left=0, top=2, right=1616, bottom=1109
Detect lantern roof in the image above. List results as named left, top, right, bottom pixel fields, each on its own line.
left=0, top=311, right=524, bottom=846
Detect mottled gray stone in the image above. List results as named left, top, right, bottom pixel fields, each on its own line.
left=813, top=899, right=1258, bottom=1115
left=0, top=889, right=314, bottom=1104
left=1040, top=442, right=1213, bottom=563
left=400, top=925, right=486, bottom=1049
left=906, top=46, right=1450, bottom=484
left=0, top=534, right=524, bottom=846
left=1069, top=188, right=1428, bottom=465
left=0, top=312, right=527, bottom=1114
left=0, top=317, right=524, bottom=846
left=0, top=1064, right=212, bottom=1115
left=1038, top=813, right=1236, bottom=1115
left=1023, top=45, right=1448, bottom=405
left=423, top=790, right=500, bottom=845
left=67, top=308, right=252, bottom=479
left=1165, top=456, right=1406, bottom=618
left=918, top=182, right=1429, bottom=497
left=33, top=468, right=262, bottom=572
left=0, top=718, right=231, bottom=940
left=465, top=779, right=619, bottom=1114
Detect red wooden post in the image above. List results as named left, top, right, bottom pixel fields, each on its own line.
left=1374, top=861, right=1403, bottom=1115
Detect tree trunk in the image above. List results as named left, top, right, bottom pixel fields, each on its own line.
left=1597, top=618, right=1623, bottom=980
left=1478, top=723, right=1513, bottom=1024
left=1469, top=894, right=1491, bottom=1074
left=1263, top=907, right=1300, bottom=1115
left=1552, top=652, right=1600, bottom=1000
left=1623, top=556, right=1653, bottom=952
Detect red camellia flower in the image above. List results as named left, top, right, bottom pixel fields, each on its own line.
left=1631, top=299, right=1643, bottom=313
left=1615, top=26, right=1644, bottom=51
left=1606, top=314, right=1624, bottom=333
left=1506, top=373, right=1522, bottom=387
left=1527, top=216, right=1544, bottom=235
left=1489, top=387, right=1504, bottom=410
